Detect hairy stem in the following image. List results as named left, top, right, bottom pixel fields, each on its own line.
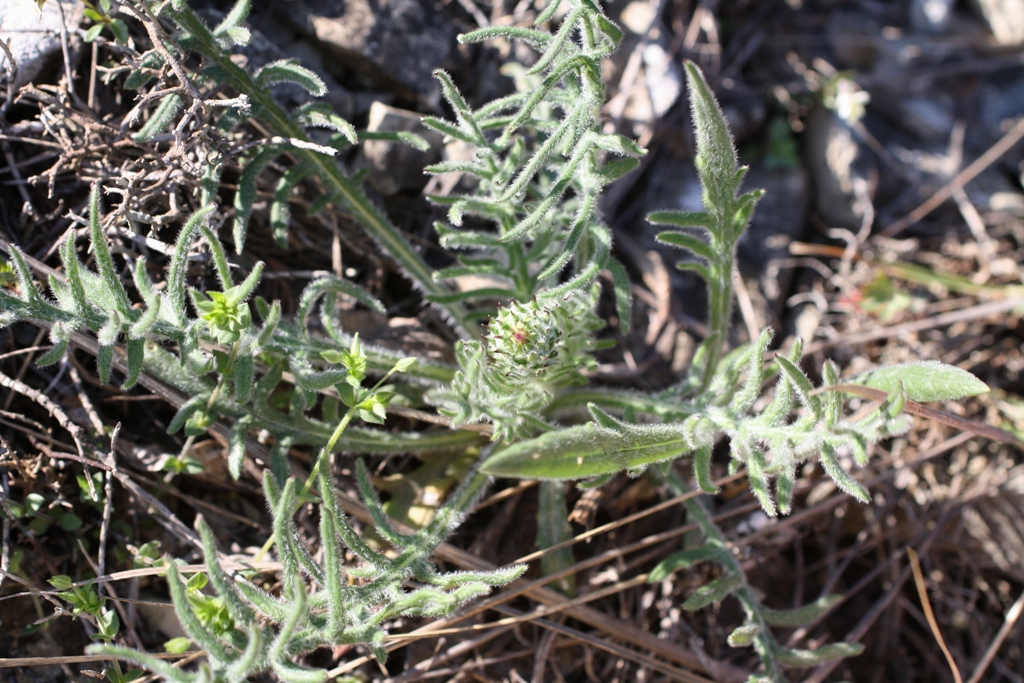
left=660, top=465, right=782, bottom=681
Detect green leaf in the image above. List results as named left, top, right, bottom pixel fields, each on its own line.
left=481, top=422, right=688, bottom=480
left=392, top=357, right=417, bottom=374
left=233, top=145, right=280, bottom=252
left=59, top=512, right=84, bottom=532
left=123, top=69, right=151, bottom=90
left=607, top=257, right=632, bottom=336
left=853, top=361, right=989, bottom=402
left=656, top=230, right=714, bottom=260
left=48, top=575, right=73, bottom=590
left=774, top=641, right=865, bottom=667
left=110, top=19, right=129, bottom=44
left=87, top=185, right=133, bottom=318
left=762, top=594, right=843, bottom=627
left=536, top=481, right=576, bottom=595
left=163, top=637, right=191, bottom=654
left=648, top=546, right=723, bottom=583
left=213, top=0, right=251, bottom=36
left=93, top=609, right=119, bottom=640
left=727, top=622, right=761, bottom=647
left=134, top=94, right=183, bottom=142
left=681, top=573, right=743, bottom=610
left=84, top=23, right=104, bottom=42
left=256, top=60, right=327, bottom=96
left=818, top=443, right=868, bottom=503
left=36, top=339, right=69, bottom=367
left=683, top=60, right=739, bottom=221
left=185, top=571, right=208, bottom=592
left=590, top=132, right=646, bottom=157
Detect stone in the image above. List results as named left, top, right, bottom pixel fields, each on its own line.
left=359, top=101, right=442, bottom=196
left=0, top=0, right=83, bottom=89
left=910, top=0, right=955, bottom=33
left=803, top=106, right=876, bottom=230
left=873, top=92, right=955, bottom=143
left=966, top=0, right=1024, bottom=44
left=826, top=11, right=880, bottom=68
left=972, top=72, right=1024, bottom=173
left=606, top=1, right=681, bottom=139
left=276, top=0, right=454, bottom=105
left=965, top=168, right=1024, bottom=215
left=216, top=9, right=355, bottom=119
left=738, top=165, right=809, bottom=275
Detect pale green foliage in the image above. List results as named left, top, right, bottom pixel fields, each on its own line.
left=648, top=62, right=765, bottom=390
left=653, top=471, right=867, bottom=683
left=423, top=0, right=641, bottom=320
left=478, top=57, right=984, bottom=683
left=0, top=190, right=472, bottom=456
left=89, top=466, right=523, bottom=682
left=482, top=329, right=913, bottom=513
left=2, top=1, right=992, bottom=681
left=137, top=0, right=476, bottom=333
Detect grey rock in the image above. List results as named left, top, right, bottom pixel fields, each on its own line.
left=359, top=101, right=442, bottom=195
left=897, top=97, right=955, bottom=142
left=973, top=72, right=1024, bottom=173
left=965, top=168, right=1024, bottom=215
left=910, top=0, right=955, bottom=33
left=738, top=165, right=809, bottom=274
left=803, top=106, right=876, bottom=230
left=826, top=11, right=880, bottom=68
left=978, top=72, right=1024, bottom=133
left=278, top=0, right=454, bottom=105
left=283, top=39, right=355, bottom=120
left=873, top=92, right=955, bottom=143
left=966, top=0, right=1024, bottom=44
left=218, top=12, right=354, bottom=118
left=721, top=91, right=767, bottom=145
left=604, top=2, right=681, bottom=138
left=0, top=0, right=83, bottom=89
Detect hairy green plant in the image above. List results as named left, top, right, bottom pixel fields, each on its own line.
left=1, top=0, right=1000, bottom=681
left=88, top=461, right=522, bottom=683
left=477, top=62, right=991, bottom=681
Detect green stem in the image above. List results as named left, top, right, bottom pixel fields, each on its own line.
left=660, top=465, right=783, bottom=682
left=254, top=405, right=356, bottom=563
left=701, top=248, right=734, bottom=392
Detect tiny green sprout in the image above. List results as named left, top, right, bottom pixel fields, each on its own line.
left=50, top=577, right=105, bottom=618
left=48, top=574, right=73, bottom=590
left=187, top=593, right=234, bottom=636
left=0, top=259, right=15, bottom=289
left=83, top=0, right=129, bottom=44
left=131, top=540, right=162, bottom=568
left=163, top=637, right=191, bottom=654
left=321, top=333, right=369, bottom=386
left=185, top=571, right=208, bottom=593
left=92, top=608, right=120, bottom=642
left=160, top=453, right=204, bottom=476
left=77, top=472, right=105, bottom=508
left=191, top=287, right=253, bottom=345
